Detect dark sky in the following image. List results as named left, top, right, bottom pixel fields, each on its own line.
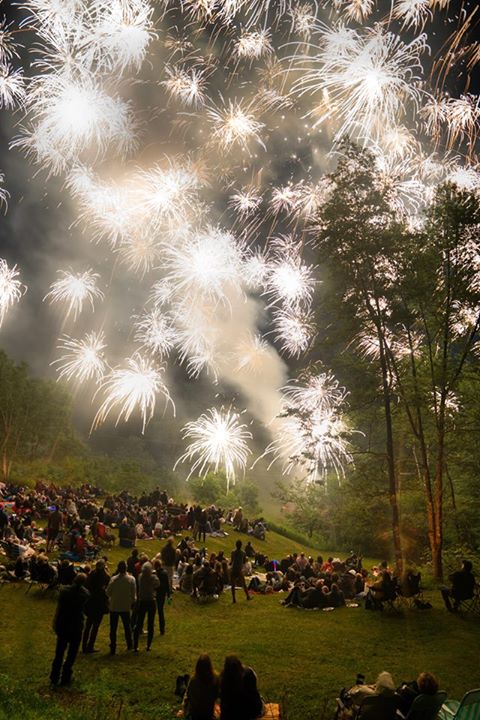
left=0, top=0, right=478, bottom=444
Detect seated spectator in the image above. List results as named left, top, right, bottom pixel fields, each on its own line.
left=440, top=559, right=475, bottom=612
left=220, top=655, right=263, bottom=720
left=245, top=541, right=255, bottom=558
left=183, top=654, right=219, bottom=720
left=396, top=672, right=441, bottom=718
left=179, top=564, right=194, bottom=594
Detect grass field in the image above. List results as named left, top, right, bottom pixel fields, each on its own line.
left=0, top=529, right=479, bottom=720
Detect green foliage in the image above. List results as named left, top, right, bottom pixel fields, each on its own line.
left=188, top=472, right=261, bottom=515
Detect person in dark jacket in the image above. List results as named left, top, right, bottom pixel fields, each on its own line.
left=161, top=537, right=177, bottom=591
left=441, top=559, right=475, bottom=611
left=82, top=560, right=110, bottom=653
left=50, top=573, right=89, bottom=686
left=153, top=559, right=171, bottom=635
left=183, top=654, right=219, bottom=720
left=220, top=655, right=263, bottom=720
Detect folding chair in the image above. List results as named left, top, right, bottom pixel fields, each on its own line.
left=457, top=584, right=480, bottom=617
left=397, top=691, right=447, bottom=720
left=396, top=573, right=425, bottom=610
left=438, top=688, right=480, bottom=720
left=355, top=694, right=398, bottom=719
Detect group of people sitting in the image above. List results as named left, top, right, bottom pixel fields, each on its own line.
left=336, top=670, right=445, bottom=720
left=0, top=482, right=268, bottom=563
left=179, top=654, right=265, bottom=720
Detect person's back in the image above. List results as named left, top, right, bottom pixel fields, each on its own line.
left=451, top=565, right=475, bottom=600
left=55, top=581, right=89, bottom=635
left=107, top=570, right=136, bottom=612
left=184, top=654, right=218, bottom=720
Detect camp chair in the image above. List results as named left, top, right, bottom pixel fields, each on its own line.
left=457, top=584, right=480, bottom=617
left=397, top=691, right=447, bottom=720
left=396, top=573, right=425, bottom=610
left=438, top=689, right=480, bottom=720
left=355, top=694, right=398, bottom=719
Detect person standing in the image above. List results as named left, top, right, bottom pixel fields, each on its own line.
left=50, top=573, right=89, bottom=686
left=133, top=562, right=159, bottom=652
left=153, top=559, right=171, bottom=635
left=106, top=560, right=136, bottom=655
left=82, top=560, right=110, bottom=653
left=46, top=506, right=63, bottom=553
left=230, top=539, right=251, bottom=604
left=161, top=537, right=177, bottom=591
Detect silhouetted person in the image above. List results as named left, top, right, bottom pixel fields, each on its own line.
left=50, top=573, right=89, bottom=686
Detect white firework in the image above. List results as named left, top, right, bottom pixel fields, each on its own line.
left=234, top=29, right=273, bottom=61
left=134, top=161, right=202, bottom=226
left=289, top=2, right=317, bottom=41
left=133, top=309, right=178, bottom=357
left=0, top=64, right=26, bottom=110
left=162, top=65, right=208, bottom=107
left=115, top=234, right=163, bottom=275
left=53, top=331, right=107, bottom=384
left=207, top=98, right=265, bottom=153
left=0, top=18, right=21, bottom=64
left=44, top=269, right=104, bottom=321
left=0, top=259, right=26, bottom=328
left=15, top=73, right=137, bottom=174
left=0, top=172, right=9, bottom=209
left=228, top=187, right=262, bottom=217
left=282, top=370, right=348, bottom=414
left=92, top=353, right=174, bottom=433
left=241, top=250, right=269, bottom=290
left=174, top=407, right=252, bottom=490
left=264, top=236, right=316, bottom=309
left=393, top=0, right=432, bottom=31
left=270, top=184, right=301, bottom=214
left=293, top=25, right=426, bottom=144
left=92, top=0, right=156, bottom=74
left=235, top=333, right=270, bottom=373
left=162, top=226, right=244, bottom=306
left=272, top=306, right=315, bottom=357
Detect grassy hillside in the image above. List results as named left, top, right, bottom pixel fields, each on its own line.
left=0, top=529, right=479, bottom=720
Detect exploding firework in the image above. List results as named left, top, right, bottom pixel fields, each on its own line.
left=174, top=407, right=252, bottom=489
left=93, top=353, right=174, bottom=433
left=0, top=259, right=26, bottom=328
left=52, top=331, right=107, bottom=384
left=44, top=269, right=104, bottom=321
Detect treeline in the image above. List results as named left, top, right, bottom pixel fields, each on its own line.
left=0, top=350, right=178, bottom=495
left=278, top=141, right=480, bottom=578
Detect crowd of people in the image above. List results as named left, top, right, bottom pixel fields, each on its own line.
left=0, top=479, right=477, bottom=708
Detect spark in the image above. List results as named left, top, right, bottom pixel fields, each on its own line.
left=393, top=0, right=432, bottom=31
left=234, top=29, right=273, bottom=61
left=174, top=406, right=252, bottom=490
left=44, top=269, right=104, bottom=321
left=162, top=226, right=244, bottom=307
left=272, top=306, right=315, bottom=357
left=115, top=234, right=163, bottom=276
left=92, top=353, right=174, bottom=433
left=133, top=309, right=178, bottom=358
left=0, top=64, right=26, bottom=109
left=264, top=236, right=316, bottom=309
left=207, top=98, right=266, bottom=153
left=92, top=0, right=157, bottom=74
left=228, top=187, right=262, bottom=217
left=0, top=259, right=26, bottom=328
left=293, top=25, right=426, bottom=144
left=162, top=65, right=208, bottom=107
left=15, top=73, right=137, bottom=174
left=52, top=331, right=107, bottom=384
left=235, top=333, right=270, bottom=373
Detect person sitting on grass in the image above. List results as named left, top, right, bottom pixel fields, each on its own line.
left=182, top=654, right=219, bottom=720
left=220, top=655, right=263, bottom=720
left=440, top=559, right=475, bottom=612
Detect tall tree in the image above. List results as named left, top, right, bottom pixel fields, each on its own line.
left=314, top=140, right=405, bottom=572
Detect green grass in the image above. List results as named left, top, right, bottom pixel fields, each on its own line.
left=0, top=529, right=479, bottom=720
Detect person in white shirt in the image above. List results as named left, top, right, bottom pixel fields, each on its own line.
left=106, top=560, right=136, bottom=655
